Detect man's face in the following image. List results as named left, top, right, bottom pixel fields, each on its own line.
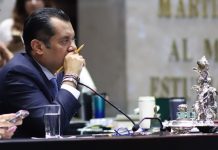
left=39, top=17, right=76, bottom=74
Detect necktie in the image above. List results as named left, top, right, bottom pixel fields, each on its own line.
left=50, top=78, right=58, bottom=97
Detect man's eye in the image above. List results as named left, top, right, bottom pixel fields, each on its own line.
left=72, top=38, right=76, bottom=43
left=61, top=39, right=69, bottom=44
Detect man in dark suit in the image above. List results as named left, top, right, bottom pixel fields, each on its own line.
left=0, top=8, right=85, bottom=138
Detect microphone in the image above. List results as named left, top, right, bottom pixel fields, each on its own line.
left=78, top=82, right=140, bottom=132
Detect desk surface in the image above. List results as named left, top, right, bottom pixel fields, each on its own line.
left=1, top=132, right=218, bottom=150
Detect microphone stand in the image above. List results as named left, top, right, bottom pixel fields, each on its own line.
left=78, top=82, right=166, bottom=133
left=78, top=82, right=139, bottom=131
left=136, top=117, right=165, bottom=131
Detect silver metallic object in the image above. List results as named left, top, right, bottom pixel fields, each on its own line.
left=163, top=56, right=218, bottom=134
left=163, top=104, right=196, bottom=134
left=177, top=104, right=188, bottom=113
left=192, top=56, right=217, bottom=121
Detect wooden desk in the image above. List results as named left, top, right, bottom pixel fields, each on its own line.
left=1, top=132, right=218, bottom=150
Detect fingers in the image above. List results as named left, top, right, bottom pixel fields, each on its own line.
left=63, top=51, right=86, bottom=76
left=0, top=126, right=17, bottom=139
left=76, top=53, right=85, bottom=66
left=0, top=122, right=14, bottom=128
left=73, top=53, right=86, bottom=67
left=0, top=113, right=16, bottom=119
left=14, top=118, right=23, bottom=126
left=0, top=128, right=6, bottom=139
left=0, top=113, right=22, bottom=139
left=7, top=126, right=17, bottom=133
left=0, top=114, right=16, bottom=123
left=66, top=52, right=86, bottom=67
left=0, top=113, right=23, bottom=127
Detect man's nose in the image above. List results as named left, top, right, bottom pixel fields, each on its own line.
left=67, top=42, right=77, bottom=52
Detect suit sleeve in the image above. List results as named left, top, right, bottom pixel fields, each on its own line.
left=4, top=71, right=81, bottom=137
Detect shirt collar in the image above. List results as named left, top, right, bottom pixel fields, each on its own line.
left=40, top=65, right=57, bottom=80
left=34, top=59, right=56, bottom=80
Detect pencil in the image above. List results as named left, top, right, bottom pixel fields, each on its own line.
left=75, top=44, right=85, bottom=53
left=56, top=44, right=85, bottom=73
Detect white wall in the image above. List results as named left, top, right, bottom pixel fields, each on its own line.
left=79, top=0, right=218, bottom=115
left=126, top=0, right=218, bottom=112
left=78, top=0, right=127, bottom=116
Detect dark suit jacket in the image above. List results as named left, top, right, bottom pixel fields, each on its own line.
left=0, top=53, right=81, bottom=138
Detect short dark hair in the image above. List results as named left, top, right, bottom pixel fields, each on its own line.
left=22, top=7, right=71, bottom=55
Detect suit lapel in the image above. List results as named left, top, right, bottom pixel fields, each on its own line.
left=24, top=54, right=56, bottom=102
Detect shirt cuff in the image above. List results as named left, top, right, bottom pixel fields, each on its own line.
left=61, top=84, right=80, bottom=99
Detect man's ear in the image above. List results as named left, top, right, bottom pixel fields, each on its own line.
left=30, top=39, right=44, bottom=55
